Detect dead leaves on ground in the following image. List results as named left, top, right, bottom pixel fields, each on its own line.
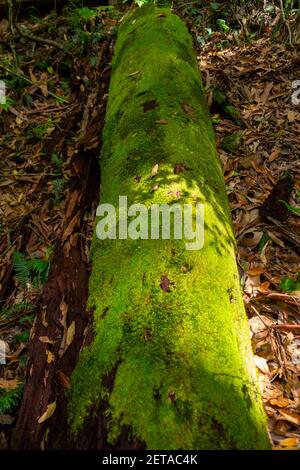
left=199, top=29, right=300, bottom=449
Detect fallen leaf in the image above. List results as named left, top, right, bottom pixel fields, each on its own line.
left=39, top=336, right=56, bottom=344
left=151, top=164, right=159, bottom=178
left=39, top=73, right=49, bottom=97
left=59, top=301, right=68, bottom=328
left=259, top=82, right=273, bottom=105
left=181, top=102, right=195, bottom=117
left=287, top=110, right=298, bottom=122
left=37, top=401, right=56, bottom=424
left=254, top=355, right=269, bottom=374
left=0, top=415, right=14, bottom=425
left=66, top=321, right=75, bottom=349
left=151, top=184, right=159, bottom=192
left=278, top=437, right=299, bottom=448
left=269, top=396, right=290, bottom=407
left=160, top=275, right=172, bottom=292
left=258, top=281, right=271, bottom=293
left=57, top=371, right=70, bottom=389
left=46, top=350, right=55, bottom=364
left=143, top=99, right=159, bottom=112
left=268, top=148, right=281, bottom=162
left=248, top=266, right=265, bottom=276
left=277, top=410, right=300, bottom=426
left=0, top=378, right=20, bottom=390
left=240, top=231, right=263, bottom=248
left=174, top=163, right=186, bottom=174
left=61, top=211, right=80, bottom=245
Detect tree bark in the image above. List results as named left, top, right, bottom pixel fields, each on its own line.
left=68, top=4, right=271, bottom=450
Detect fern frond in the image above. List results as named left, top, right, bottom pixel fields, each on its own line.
left=12, top=251, right=31, bottom=288
left=0, top=302, right=35, bottom=319
left=29, top=258, right=50, bottom=286
left=0, top=385, right=23, bottom=414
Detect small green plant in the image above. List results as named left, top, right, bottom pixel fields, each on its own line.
left=279, top=200, right=300, bottom=217
left=13, top=250, right=52, bottom=289
left=0, top=302, right=35, bottom=319
left=0, top=97, right=15, bottom=112
left=0, top=385, right=23, bottom=414
left=216, top=18, right=230, bottom=33
left=280, top=276, right=300, bottom=293
left=210, top=2, right=220, bottom=12
left=51, top=152, right=63, bottom=175
left=52, top=178, right=66, bottom=205
left=258, top=232, right=270, bottom=253
left=69, top=6, right=96, bottom=29
left=26, top=119, right=54, bottom=141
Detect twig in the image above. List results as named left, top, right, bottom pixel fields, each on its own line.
left=250, top=304, right=271, bottom=329
left=7, top=0, right=18, bottom=66
left=0, top=64, right=68, bottom=103
left=272, top=323, right=300, bottom=331
left=261, top=292, right=300, bottom=309
left=14, top=23, right=68, bottom=53
left=7, top=0, right=71, bottom=54
left=279, top=0, right=293, bottom=45
left=266, top=216, right=300, bottom=251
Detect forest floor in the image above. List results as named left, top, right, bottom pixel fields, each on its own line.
left=0, top=1, right=299, bottom=450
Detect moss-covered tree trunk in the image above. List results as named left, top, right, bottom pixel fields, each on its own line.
left=69, top=5, right=270, bottom=450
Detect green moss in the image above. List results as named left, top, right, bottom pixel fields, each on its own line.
left=221, top=132, right=243, bottom=154
left=68, top=5, right=270, bottom=449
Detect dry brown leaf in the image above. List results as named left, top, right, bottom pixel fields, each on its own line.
left=46, top=350, right=55, bottom=364
left=287, top=110, right=298, bottom=122
left=57, top=371, right=71, bottom=389
left=240, top=231, right=263, bottom=248
left=248, top=266, right=265, bottom=276
left=277, top=410, right=300, bottom=426
left=0, top=378, right=20, bottom=390
left=268, top=148, right=281, bottom=162
left=155, top=119, right=168, bottom=125
left=181, top=103, right=195, bottom=117
left=259, top=82, right=273, bottom=106
left=39, top=73, right=49, bottom=97
left=278, top=437, right=299, bottom=448
left=39, top=336, right=56, bottom=344
left=61, top=211, right=80, bottom=245
left=66, top=321, right=75, bottom=349
left=37, top=401, right=56, bottom=424
left=151, top=164, right=159, bottom=178
left=254, top=355, right=269, bottom=374
left=269, top=396, right=290, bottom=408
left=59, top=301, right=68, bottom=328
left=258, top=281, right=271, bottom=293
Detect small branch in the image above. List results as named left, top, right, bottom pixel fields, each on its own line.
left=0, top=64, right=68, bottom=103
left=14, top=23, right=67, bottom=53
left=7, top=0, right=18, bottom=66
left=250, top=304, right=271, bottom=329
left=279, top=0, right=293, bottom=45
left=272, top=323, right=300, bottom=331
left=7, top=0, right=71, bottom=54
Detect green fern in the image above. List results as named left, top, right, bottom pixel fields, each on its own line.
left=52, top=178, right=65, bottom=205
left=13, top=250, right=52, bottom=289
left=29, top=258, right=51, bottom=287
left=0, top=385, right=23, bottom=414
left=0, top=302, right=35, bottom=319
left=12, top=251, right=31, bottom=288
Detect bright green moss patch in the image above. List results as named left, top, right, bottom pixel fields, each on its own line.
left=68, top=5, right=270, bottom=449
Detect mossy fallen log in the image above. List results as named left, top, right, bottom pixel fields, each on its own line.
left=68, top=4, right=270, bottom=450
